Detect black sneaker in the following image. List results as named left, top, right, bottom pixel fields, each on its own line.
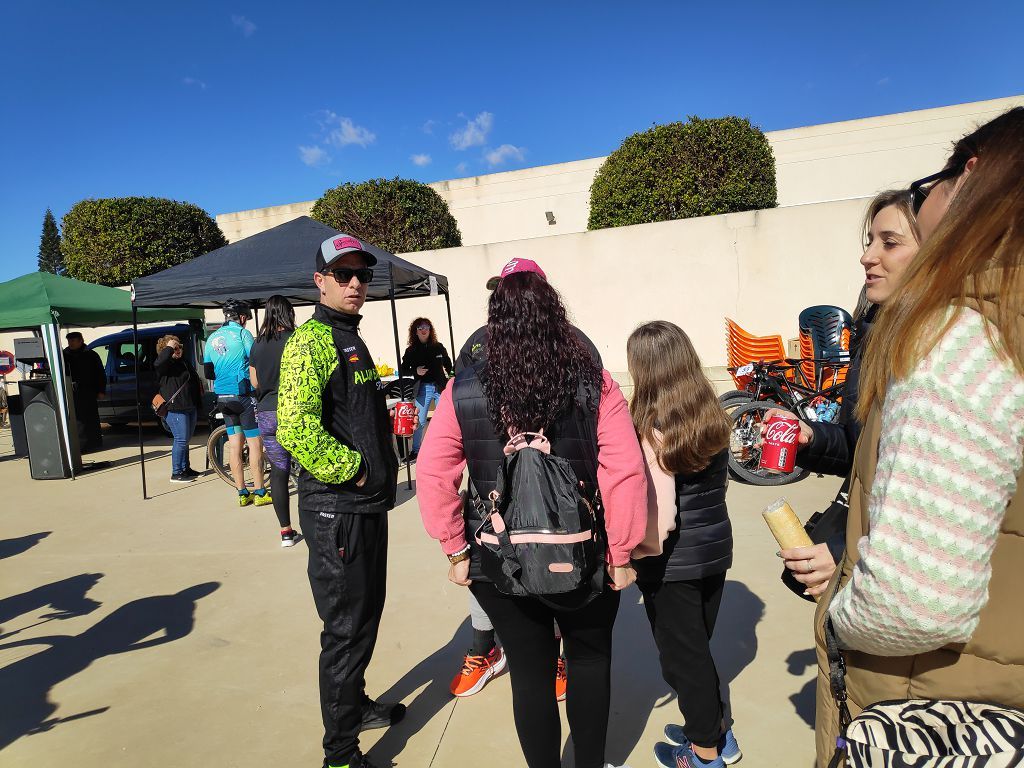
left=182, top=467, right=202, bottom=478
left=327, top=753, right=379, bottom=768
left=360, top=697, right=406, bottom=731
left=170, top=473, right=195, bottom=484
left=281, top=529, right=301, bottom=548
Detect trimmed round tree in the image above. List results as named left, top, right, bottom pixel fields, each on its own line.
left=588, top=116, right=777, bottom=230
left=311, top=177, right=462, bottom=254
left=62, top=197, right=227, bottom=285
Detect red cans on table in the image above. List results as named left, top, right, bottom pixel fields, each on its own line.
left=393, top=400, right=416, bottom=437
left=760, top=413, right=799, bottom=474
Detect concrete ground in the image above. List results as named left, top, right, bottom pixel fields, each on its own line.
left=0, top=424, right=828, bottom=767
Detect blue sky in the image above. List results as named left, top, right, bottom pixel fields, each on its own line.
left=2, top=1, right=1022, bottom=282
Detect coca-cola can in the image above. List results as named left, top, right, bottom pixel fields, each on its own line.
left=393, top=400, right=416, bottom=437
left=760, top=413, right=799, bottom=474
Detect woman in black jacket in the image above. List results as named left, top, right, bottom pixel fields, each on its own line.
left=628, top=321, right=740, bottom=768
left=774, top=189, right=920, bottom=596
left=154, top=334, right=203, bottom=483
left=399, top=317, right=453, bottom=460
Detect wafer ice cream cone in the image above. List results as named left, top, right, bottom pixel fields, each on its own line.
left=762, top=498, right=813, bottom=550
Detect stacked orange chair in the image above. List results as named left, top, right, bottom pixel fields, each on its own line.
left=725, top=318, right=787, bottom=389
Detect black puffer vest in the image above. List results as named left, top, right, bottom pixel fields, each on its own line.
left=453, top=362, right=601, bottom=582
left=634, top=449, right=732, bottom=583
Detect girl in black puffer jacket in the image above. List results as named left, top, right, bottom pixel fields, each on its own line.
left=628, top=321, right=741, bottom=768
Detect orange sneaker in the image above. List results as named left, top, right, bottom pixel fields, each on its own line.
left=450, top=646, right=507, bottom=697
left=555, top=655, right=567, bottom=701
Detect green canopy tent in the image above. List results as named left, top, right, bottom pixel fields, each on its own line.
left=0, top=272, right=201, bottom=478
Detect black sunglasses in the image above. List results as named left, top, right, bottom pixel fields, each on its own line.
left=323, top=267, right=374, bottom=285
left=909, top=165, right=963, bottom=216
left=416, top=324, right=431, bottom=331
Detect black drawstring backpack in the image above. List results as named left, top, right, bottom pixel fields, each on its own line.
left=474, top=431, right=605, bottom=609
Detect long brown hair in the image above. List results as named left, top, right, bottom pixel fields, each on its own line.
left=858, top=107, right=1024, bottom=420
left=406, top=317, right=437, bottom=347
left=628, top=321, right=730, bottom=475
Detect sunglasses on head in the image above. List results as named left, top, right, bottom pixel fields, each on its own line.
left=323, top=266, right=374, bottom=285
left=909, top=163, right=965, bottom=216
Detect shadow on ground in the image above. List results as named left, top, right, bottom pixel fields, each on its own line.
left=786, top=648, right=817, bottom=728
left=366, top=618, right=469, bottom=766
left=0, top=581, right=220, bottom=750
left=0, top=531, right=51, bottom=560
left=598, top=579, right=765, bottom=766
left=0, top=573, right=104, bottom=638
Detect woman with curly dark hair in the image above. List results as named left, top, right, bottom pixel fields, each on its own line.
left=417, top=259, right=648, bottom=768
left=399, top=317, right=453, bottom=461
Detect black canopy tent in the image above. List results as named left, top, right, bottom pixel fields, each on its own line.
left=130, top=215, right=455, bottom=499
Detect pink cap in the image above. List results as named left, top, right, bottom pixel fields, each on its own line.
left=486, top=258, right=547, bottom=290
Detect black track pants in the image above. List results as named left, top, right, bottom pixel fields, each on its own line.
left=470, top=581, right=620, bottom=768
left=301, top=507, right=388, bottom=766
left=638, top=573, right=726, bottom=749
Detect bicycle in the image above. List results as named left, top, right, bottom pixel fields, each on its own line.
left=206, top=415, right=299, bottom=489
left=722, top=357, right=848, bottom=486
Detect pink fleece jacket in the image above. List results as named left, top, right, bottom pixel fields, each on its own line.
left=417, top=369, right=649, bottom=566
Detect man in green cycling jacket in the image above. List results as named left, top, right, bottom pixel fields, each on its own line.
left=277, top=234, right=401, bottom=768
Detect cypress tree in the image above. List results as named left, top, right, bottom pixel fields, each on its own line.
left=38, top=208, right=66, bottom=275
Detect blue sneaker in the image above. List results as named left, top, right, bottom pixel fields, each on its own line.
left=664, top=725, right=742, bottom=765
left=654, top=742, right=724, bottom=768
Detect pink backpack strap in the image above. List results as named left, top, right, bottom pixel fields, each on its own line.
left=504, top=430, right=551, bottom=456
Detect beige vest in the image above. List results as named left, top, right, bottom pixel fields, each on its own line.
left=813, top=336, right=1024, bottom=764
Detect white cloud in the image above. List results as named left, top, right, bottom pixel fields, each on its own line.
left=456, top=162, right=469, bottom=174
left=410, top=153, right=432, bottom=167
left=485, top=144, right=526, bottom=167
left=299, top=145, right=330, bottom=167
left=182, top=77, right=207, bottom=90
left=877, top=76, right=891, bottom=87
left=319, top=111, right=376, bottom=148
left=450, top=111, right=493, bottom=150
left=422, top=119, right=438, bottom=135
left=232, top=15, right=257, bottom=37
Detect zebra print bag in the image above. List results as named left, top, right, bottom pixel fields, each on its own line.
left=825, top=618, right=1024, bottom=767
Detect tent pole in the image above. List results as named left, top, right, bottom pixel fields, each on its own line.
left=133, top=305, right=147, bottom=500
left=388, top=264, right=412, bottom=491
left=388, top=263, right=402, bottom=366
left=43, top=321, right=76, bottom=479
left=444, top=290, right=456, bottom=360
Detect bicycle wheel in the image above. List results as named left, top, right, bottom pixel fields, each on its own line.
left=207, top=425, right=270, bottom=488
left=727, top=401, right=809, bottom=486
left=719, top=390, right=783, bottom=418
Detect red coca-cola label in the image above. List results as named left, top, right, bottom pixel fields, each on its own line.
left=760, top=414, right=799, bottom=474
left=393, top=400, right=416, bottom=437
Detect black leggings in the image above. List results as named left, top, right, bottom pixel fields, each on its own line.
left=269, top=465, right=291, bottom=528
left=470, top=581, right=620, bottom=768
left=638, top=573, right=726, bottom=748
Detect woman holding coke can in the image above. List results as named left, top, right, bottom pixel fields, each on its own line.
left=400, top=317, right=453, bottom=462
left=813, top=108, right=1024, bottom=764
left=768, top=188, right=922, bottom=598
left=628, top=321, right=742, bottom=768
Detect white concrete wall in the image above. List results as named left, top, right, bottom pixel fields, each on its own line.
left=216, top=96, right=1023, bottom=246
left=351, top=197, right=868, bottom=376
left=3, top=197, right=866, bottom=401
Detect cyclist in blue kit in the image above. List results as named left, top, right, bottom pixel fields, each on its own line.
left=204, top=299, right=271, bottom=508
